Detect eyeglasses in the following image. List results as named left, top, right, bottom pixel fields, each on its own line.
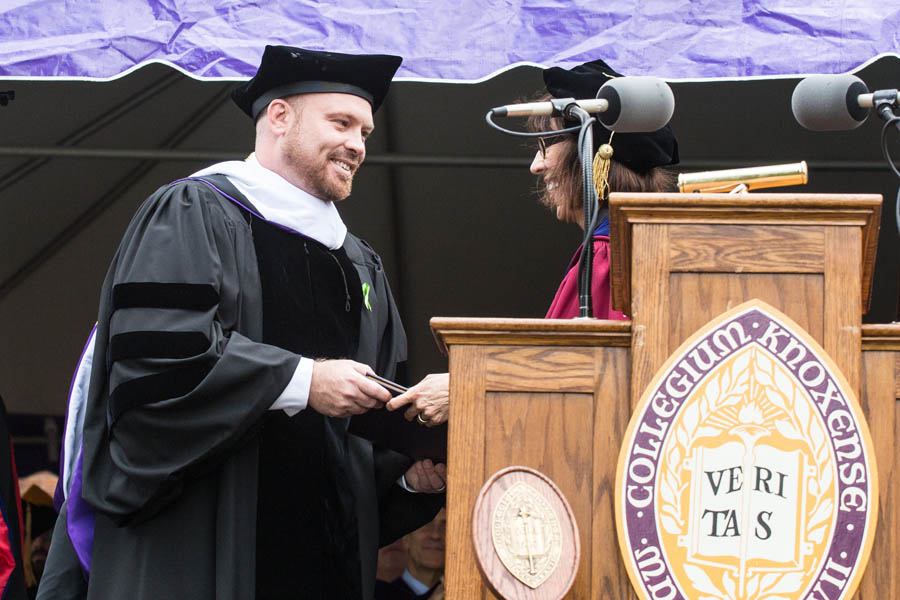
left=537, top=134, right=567, bottom=159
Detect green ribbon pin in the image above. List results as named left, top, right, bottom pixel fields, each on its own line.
left=362, top=282, right=372, bottom=311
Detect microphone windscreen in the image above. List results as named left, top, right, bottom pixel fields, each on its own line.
left=791, top=74, right=870, bottom=131
left=596, top=77, right=675, bottom=132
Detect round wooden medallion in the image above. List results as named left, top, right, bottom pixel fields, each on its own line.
left=472, top=466, right=580, bottom=600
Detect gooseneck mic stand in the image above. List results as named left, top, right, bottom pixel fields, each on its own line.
left=869, top=91, right=900, bottom=320
left=566, top=104, right=601, bottom=318
left=868, top=90, right=900, bottom=237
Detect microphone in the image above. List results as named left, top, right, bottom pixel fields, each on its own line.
left=489, top=77, right=675, bottom=133
left=792, top=74, right=900, bottom=131
left=489, top=98, right=608, bottom=118
left=596, top=76, right=675, bottom=133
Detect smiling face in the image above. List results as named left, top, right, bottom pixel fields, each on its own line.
left=278, top=92, right=374, bottom=202
left=530, top=135, right=583, bottom=227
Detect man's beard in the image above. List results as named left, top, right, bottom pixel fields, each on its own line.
left=283, top=131, right=357, bottom=201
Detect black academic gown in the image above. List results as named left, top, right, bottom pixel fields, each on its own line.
left=75, top=176, right=441, bottom=600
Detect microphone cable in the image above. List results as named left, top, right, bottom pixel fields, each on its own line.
left=572, top=109, right=599, bottom=318
left=879, top=112, right=900, bottom=241
left=483, top=110, right=583, bottom=139
left=578, top=122, right=594, bottom=317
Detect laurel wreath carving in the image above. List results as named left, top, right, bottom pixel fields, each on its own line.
left=658, top=346, right=835, bottom=600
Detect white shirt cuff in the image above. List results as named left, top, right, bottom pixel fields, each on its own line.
left=397, top=474, right=419, bottom=493
left=269, top=357, right=313, bottom=416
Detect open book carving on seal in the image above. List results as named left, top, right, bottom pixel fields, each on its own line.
left=616, top=300, right=878, bottom=600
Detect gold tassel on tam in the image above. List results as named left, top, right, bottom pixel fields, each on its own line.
left=592, top=132, right=615, bottom=205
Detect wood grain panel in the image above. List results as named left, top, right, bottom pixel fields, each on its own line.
left=896, top=354, right=900, bottom=400
left=591, top=347, right=635, bottom=599
left=630, top=224, right=670, bottom=410
left=857, top=351, right=898, bottom=598
left=668, top=224, right=824, bottom=272
left=608, top=192, right=881, bottom=312
left=824, top=226, right=862, bottom=395
left=484, top=391, right=595, bottom=600
left=445, top=346, right=486, bottom=600
left=667, top=272, right=824, bottom=351
left=484, top=347, right=597, bottom=393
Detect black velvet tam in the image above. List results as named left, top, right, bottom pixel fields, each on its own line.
left=544, top=58, right=624, bottom=100
left=232, top=45, right=402, bottom=118
left=543, top=59, right=679, bottom=172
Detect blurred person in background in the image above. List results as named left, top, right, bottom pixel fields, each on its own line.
left=375, top=508, right=445, bottom=600
left=18, top=471, right=58, bottom=599
left=374, top=537, right=408, bottom=598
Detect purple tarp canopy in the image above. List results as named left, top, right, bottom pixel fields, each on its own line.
left=1, top=1, right=899, bottom=81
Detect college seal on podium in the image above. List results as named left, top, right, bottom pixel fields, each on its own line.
left=490, top=480, right=563, bottom=588
left=473, top=466, right=580, bottom=600
left=615, top=300, right=878, bottom=600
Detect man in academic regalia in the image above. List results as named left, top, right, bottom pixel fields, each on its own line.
left=38, top=46, right=445, bottom=600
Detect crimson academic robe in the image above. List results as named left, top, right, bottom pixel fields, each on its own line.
left=545, top=233, right=629, bottom=321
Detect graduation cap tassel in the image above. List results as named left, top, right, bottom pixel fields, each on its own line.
left=589, top=134, right=615, bottom=278
left=593, top=133, right=614, bottom=204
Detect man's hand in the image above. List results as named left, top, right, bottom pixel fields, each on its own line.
left=308, top=359, right=391, bottom=417
left=405, top=459, right=447, bottom=493
left=385, top=373, right=449, bottom=426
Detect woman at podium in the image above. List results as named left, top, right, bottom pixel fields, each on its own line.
left=530, top=59, right=679, bottom=319
left=387, top=58, right=680, bottom=425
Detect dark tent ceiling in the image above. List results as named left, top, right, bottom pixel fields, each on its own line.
left=1, top=56, right=899, bottom=415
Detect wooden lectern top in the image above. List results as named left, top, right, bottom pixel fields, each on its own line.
left=430, top=317, right=631, bottom=355
left=608, top=192, right=882, bottom=314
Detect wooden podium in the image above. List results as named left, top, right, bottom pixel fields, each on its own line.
left=431, top=193, right=898, bottom=599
